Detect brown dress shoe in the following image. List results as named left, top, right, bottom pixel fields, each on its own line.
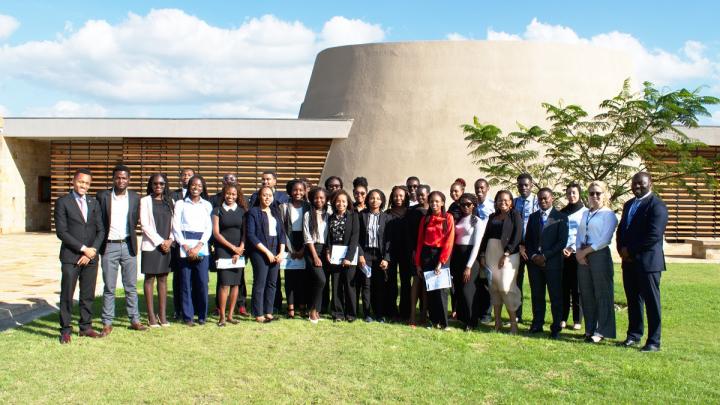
left=102, top=324, right=113, bottom=336
left=130, top=322, right=148, bottom=331
left=59, top=333, right=72, bottom=344
left=79, top=328, right=104, bottom=338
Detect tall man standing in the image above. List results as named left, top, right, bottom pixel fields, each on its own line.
left=55, top=168, right=105, bottom=343
left=514, top=173, right=539, bottom=323
left=474, top=178, right=494, bottom=323
left=171, top=167, right=195, bottom=319
left=96, top=164, right=146, bottom=334
left=523, top=188, right=568, bottom=338
left=617, top=172, right=668, bottom=352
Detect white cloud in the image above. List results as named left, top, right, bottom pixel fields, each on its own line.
left=446, top=32, right=469, bottom=41
left=0, top=14, right=20, bottom=40
left=0, top=9, right=385, bottom=117
left=486, top=18, right=719, bottom=87
left=25, top=101, right=108, bottom=117
left=709, top=110, right=720, bottom=125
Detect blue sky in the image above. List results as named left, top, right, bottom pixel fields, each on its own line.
left=1, top=1, right=718, bottom=121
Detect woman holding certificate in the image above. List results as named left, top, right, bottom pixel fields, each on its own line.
left=278, top=180, right=311, bottom=319
left=414, top=191, right=455, bottom=330
left=211, top=184, right=247, bottom=327
left=450, top=193, right=483, bottom=331
left=358, top=189, right=391, bottom=323
left=303, top=187, right=330, bottom=324
left=326, top=189, right=360, bottom=322
left=172, top=175, right=213, bottom=326
left=247, top=186, right=287, bottom=323
left=479, top=190, right=523, bottom=334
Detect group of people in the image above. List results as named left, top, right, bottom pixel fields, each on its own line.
left=55, top=166, right=668, bottom=352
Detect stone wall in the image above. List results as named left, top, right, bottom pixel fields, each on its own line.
left=0, top=136, right=51, bottom=233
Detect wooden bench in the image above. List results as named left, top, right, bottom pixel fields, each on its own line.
left=687, top=238, right=720, bottom=260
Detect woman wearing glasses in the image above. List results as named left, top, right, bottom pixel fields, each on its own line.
left=575, top=181, right=618, bottom=343
left=450, top=193, right=483, bottom=331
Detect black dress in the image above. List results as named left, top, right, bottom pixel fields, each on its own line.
left=141, top=199, right=172, bottom=275
left=213, top=205, right=246, bottom=286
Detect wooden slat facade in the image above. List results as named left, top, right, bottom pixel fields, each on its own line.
left=50, top=138, right=332, bottom=230
left=648, top=145, right=720, bottom=243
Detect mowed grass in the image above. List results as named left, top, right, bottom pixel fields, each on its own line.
left=0, top=263, right=719, bottom=404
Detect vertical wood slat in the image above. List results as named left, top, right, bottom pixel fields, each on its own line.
left=50, top=138, right=332, bottom=231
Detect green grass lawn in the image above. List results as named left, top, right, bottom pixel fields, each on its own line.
left=1, top=263, right=719, bottom=403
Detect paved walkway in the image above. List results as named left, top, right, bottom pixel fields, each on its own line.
left=0, top=232, right=717, bottom=330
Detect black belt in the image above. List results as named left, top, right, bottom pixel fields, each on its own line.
left=107, top=239, right=128, bottom=244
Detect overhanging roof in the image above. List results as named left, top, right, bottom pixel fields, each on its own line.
left=0, top=117, right=353, bottom=140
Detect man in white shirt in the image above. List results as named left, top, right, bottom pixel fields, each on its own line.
left=96, top=165, right=145, bottom=334
left=514, top=173, right=539, bottom=323
left=474, top=178, right=494, bottom=323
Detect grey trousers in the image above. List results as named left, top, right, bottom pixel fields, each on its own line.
left=577, top=247, right=616, bottom=338
left=101, top=242, right=140, bottom=324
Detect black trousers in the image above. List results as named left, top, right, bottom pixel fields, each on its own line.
left=527, top=261, right=563, bottom=333
left=356, top=249, right=374, bottom=318
left=331, top=264, right=357, bottom=320
left=392, top=257, right=409, bottom=319
left=362, top=248, right=394, bottom=320
left=562, top=253, right=582, bottom=324
left=59, top=262, right=98, bottom=333
left=516, top=258, right=526, bottom=320
left=305, top=243, right=327, bottom=311
left=450, top=245, right=480, bottom=327
left=420, top=245, right=449, bottom=327
left=171, top=245, right=182, bottom=317
left=477, top=266, right=492, bottom=321
left=623, top=266, right=662, bottom=346
left=285, top=231, right=307, bottom=307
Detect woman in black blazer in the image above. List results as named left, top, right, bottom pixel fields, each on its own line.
left=357, top=189, right=391, bottom=322
left=325, top=189, right=360, bottom=322
left=247, top=186, right=287, bottom=323
left=278, top=180, right=311, bottom=318
left=385, top=185, right=410, bottom=321
left=479, top=190, right=523, bottom=334
left=304, top=187, right=330, bottom=324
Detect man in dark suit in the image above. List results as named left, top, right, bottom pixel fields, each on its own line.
left=55, top=168, right=106, bottom=343
left=248, top=170, right=289, bottom=207
left=96, top=164, right=146, bottom=334
left=514, top=173, right=539, bottom=323
left=171, top=167, right=194, bottom=319
left=523, top=187, right=569, bottom=339
left=617, top=172, right=668, bottom=352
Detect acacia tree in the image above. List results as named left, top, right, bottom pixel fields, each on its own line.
left=462, top=80, right=719, bottom=206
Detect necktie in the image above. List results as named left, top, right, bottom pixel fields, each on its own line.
left=78, top=197, right=87, bottom=221
left=541, top=211, right=547, bottom=228
left=626, top=199, right=641, bottom=228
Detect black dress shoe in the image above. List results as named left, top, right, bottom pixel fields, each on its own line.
left=641, top=344, right=660, bottom=352
left=584, top=335, right=594, bottom=343
left=617, top=338, right=640, bottom=347
left=549, top=331, right=561, bottom=339
left=528, top=326, right=543, bottom=334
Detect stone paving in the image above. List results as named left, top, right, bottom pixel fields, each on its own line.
left=0, top=232, right=716, bottom=330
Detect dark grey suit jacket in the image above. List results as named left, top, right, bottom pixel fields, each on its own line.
left=55, top=191, right=105, bottom=265
left=524, top=208, right=569, bottom=269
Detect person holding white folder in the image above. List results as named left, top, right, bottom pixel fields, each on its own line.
left=303, top=187, right=330, bottom=324
left=278, top=180, right=311, bottom=319
left=414, top=191, right=455, bottom=330
left=357, top=189, right=391, bottom=323
left=211, top=184, right=247, bottom=327
left=326, top=189, right=360, bottom=322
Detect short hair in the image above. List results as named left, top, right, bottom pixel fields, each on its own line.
left=458, top=193, right=478, bottom=206
left=418, top=184, right=431, bottom=195
left=262, top=170, right=277, bottom=179
left=324, top=176, right=344, bottom=189
left=633, top=172, right=652, bottom=182
left=566, top=182, right=582, bottom=194
left=474, top=178, right=489, bottom=188
left=285, top=179, right=306, bottom=195
left=366, top=189, right=386, bottom=211
left=352, top=177, right=368, bottom=190
left=517, top=173, right=533, bottom=183
left=112, top=164, right=130, bottom=177
left=180, top=168, right=195, bottom=175
left=223, top=173, right=237, bottom=183
left=587, top=180, right=611, bottom=207
left=73, top=168, right=92, bottom=179
left=538, top=187, right=553, bottom=197
left=406, top=176, right=420, bottom=184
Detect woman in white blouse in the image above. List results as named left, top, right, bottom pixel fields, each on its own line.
left=303, top=187, right=330, bottom=324
left=278, top=180, right=311, bottom=319
left=450, top=193, right=484, bottom=331
left=575, top=180, right=618, bottom=343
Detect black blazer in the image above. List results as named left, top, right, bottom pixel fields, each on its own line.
left=278, top=201, right=311, bottom=253
left=616, top=193, right=668, bottom=273
left=246, top=206, right=287, bottom=254
left=479, top=210, right=523, bottom=255
left=171, top=188, right=185, bottom=202
left=358, top=211, right=391, bottom=261
left=328, top=210, right=360, bottom=262
left=55, top=192, right=105, bottom=265
left=523, top=208, right=569, bottom=269
left=95, top=189, right=141, bottom=256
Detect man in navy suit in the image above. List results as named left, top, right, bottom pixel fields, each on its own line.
left=616, top=172, right=668, bottom=352
left=523, top=188, right=569, bottom=338
left=54, top=168, right=105, bottom=343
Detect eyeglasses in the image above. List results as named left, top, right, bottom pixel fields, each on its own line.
left=153, top=182, right=166, bottom=186
left=460, top=202, right=473, bottom=207
left=589, top=191, right=602, bottom=197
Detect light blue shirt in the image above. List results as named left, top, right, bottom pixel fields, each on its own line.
left=513, top=194, right=539, bottom=237
left=565, top=206, right=589, bottom=250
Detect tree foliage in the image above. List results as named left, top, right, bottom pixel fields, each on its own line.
left=463, top=79, right=720, bottom=206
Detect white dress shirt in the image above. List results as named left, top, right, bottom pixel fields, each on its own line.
left=303, top=211, right=328, bottom=244
left=576, top=206, right=618, bottom=252
left=290, top=205, right=304, bottom=231
left=107, top=189, right=130, bottom=240
left=268, top=213, right=278, bottom=237
left=565, top=207, right=589, bottom=250
left=172, top=197, right=213, bottom=257
left=454, top=215, right=483, bottom=267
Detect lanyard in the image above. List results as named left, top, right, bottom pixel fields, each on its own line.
left=584, top=209, right=600, bottom=245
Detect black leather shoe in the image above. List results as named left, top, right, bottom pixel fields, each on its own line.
left=617, top=338, right=640, bottom=347
left=549, top=331, right=560, bottom=339
left=641, top=344, right=660, bottom=352
left=528, top=326, right=543, bottom=334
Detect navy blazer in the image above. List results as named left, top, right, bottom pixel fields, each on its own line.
left=358, top=211, right=391, bottom=262
left=55, top=192, right=105, bottom=265
left=96, top=189, right=141, bottom=256
left=523, top=208, right=569, bottom=269
left=616, top=193, right=668, bottom=273
left=246, top=206, right=287, bottom=253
